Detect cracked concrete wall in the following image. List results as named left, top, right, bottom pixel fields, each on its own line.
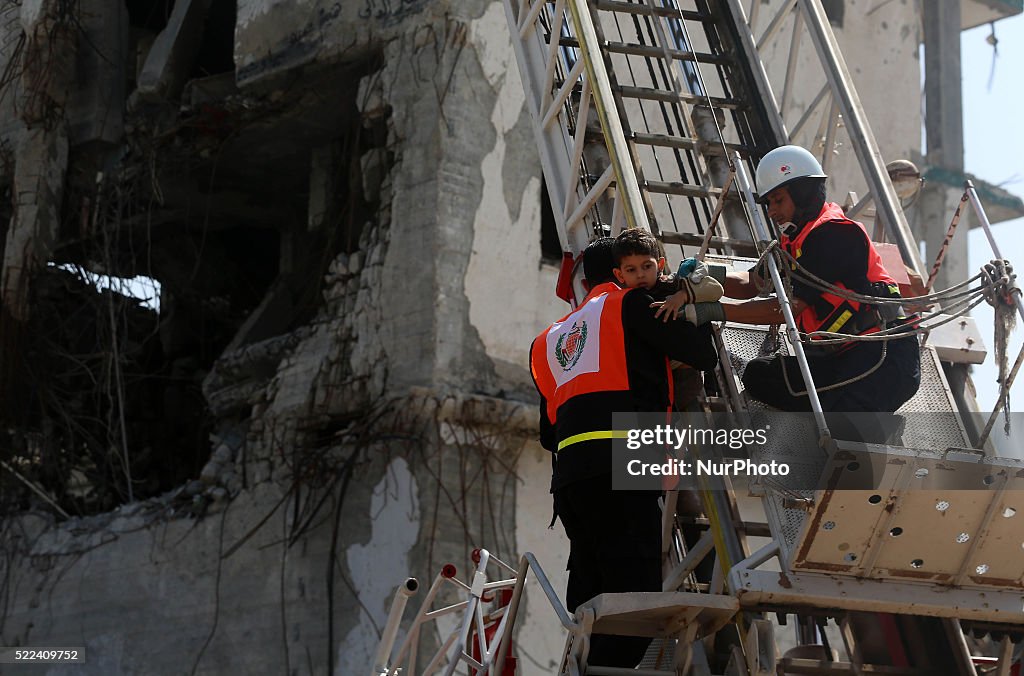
left=462, top=3, right=567, bottom=394
left=2, top=482, right=325, bottom=675
left=2, top=2, right=564, bottom=674
left=336, top=456, right=420, bottom=674
left=0, top=446, right=492, bottom=675
left=1, top=1, right=934, bottom=674
left=233, top=0, right=540, bottom=401
left=0, top=3, right=997, bottom=675
left=0, top=0, right=73, bottom=320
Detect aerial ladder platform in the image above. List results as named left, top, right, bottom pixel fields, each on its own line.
left=372, top=1, right=1024, bottom=674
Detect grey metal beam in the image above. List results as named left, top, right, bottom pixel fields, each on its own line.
left=922, top=0, right=965, bottom=172
left=797, top=0, right=924, bottom=277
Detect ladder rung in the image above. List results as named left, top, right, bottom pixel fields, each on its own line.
left=602, top=40, right=732, bottom=66
left=701, top=395, right=733, bottom=412
left=779, top=657, right=930, bottom=675
left=631, top=131, right=756, bottom=157
left=677, top=515, right=772, bottom=538
left=644, top=181, right=721, bottom=199
left=615, top=84, right=745, bottom=110
left=660, top=231, right=759, bottom=256
left=591, top=0, right=712, bottom=22
left=558, top=37, right=731, bottom=66
left=587, top=667, right=674, bottom=676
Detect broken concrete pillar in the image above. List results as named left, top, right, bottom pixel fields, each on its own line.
left=67, top=0, right=128, bottom=145
left=18, top=0, right=76, bottom=126
left=135, top=0, right=213, bottom=104
left=1, top=126, right=68, bottom=320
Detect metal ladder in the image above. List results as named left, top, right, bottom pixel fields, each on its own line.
left=503, top=0, right=925, bottom=284
left=502, top=2, right=1024, bottom=675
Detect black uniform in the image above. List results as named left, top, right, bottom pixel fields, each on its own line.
left=742, top=220, right=921, bottom=413
left=534, top=286, right=717, bottom=668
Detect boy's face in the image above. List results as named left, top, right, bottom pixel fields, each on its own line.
left=613, top=254, right=664, bottom=290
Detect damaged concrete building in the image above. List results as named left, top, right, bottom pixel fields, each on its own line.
left=0, top=0, right=567, bottom=672
left=1, top=0, right=1021, bottom=674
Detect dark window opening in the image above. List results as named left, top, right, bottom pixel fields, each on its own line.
left=126, top=0, right=176, bottom=31
left=192, top=0, right=237, bottom=78
left=0, top=59, right=386, bottom=518
left=540, top=177, right=562, bottom=263
left=822, top=0, right=844, bottom=28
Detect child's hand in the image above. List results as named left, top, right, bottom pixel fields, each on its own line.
left=653, top=290, right=690, bottom=322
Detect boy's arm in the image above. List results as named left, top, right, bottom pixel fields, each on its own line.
left=672, top=257, right=806, bottom=324
left=624, top=290, right=718, bottom=370
left=653, top=290, right=691, bottom=322
left=721, top=297, right=806, bottom=324
left=649, top=276, right=679, bottom=300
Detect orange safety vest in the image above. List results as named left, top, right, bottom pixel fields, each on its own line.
left=530, top=282, right=673, bottom=447
left=781, top=203, right=899, bottom=338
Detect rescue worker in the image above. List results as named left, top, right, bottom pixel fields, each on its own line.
left=677, top=145, right=921, bottom=412
left=529, top=237, right=718, bottom=669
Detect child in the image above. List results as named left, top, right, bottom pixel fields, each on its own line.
left=611, top=229, right=723, bottom=321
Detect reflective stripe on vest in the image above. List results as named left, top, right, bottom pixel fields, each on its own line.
left=781, top=202, right=897, bottom=336
left=556, top=430, right=628, bottom=452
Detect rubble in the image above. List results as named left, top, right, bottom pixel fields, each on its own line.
left=0, top=1, right=550, bottom=672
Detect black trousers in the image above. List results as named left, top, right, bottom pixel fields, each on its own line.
left=553, top=474, right=662, bottom=668
left=742, top=335, right=921, bottom=413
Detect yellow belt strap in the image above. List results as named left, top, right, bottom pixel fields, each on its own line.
left=557, top=430, right=628, bottom=452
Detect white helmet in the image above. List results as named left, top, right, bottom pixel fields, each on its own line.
left=755, top=145, right=827, bottom=202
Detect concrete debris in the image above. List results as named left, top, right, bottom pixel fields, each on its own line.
left=1, top=126, right=67, bottom=320
left=135, top=0, right=213, bottom=105
left=358, top=70, right=388, bottom=121
left=0, top=1, right=551, bottom=672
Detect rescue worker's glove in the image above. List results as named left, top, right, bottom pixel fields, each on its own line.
left=677, top=257, right=698, bottom=277
left=683, top=302, right=726, bottom=326
left=676, top=258, right=725, bottom=303
left=678, top=257, right=727, bottom=285
left=679, top=274, right=724, bottom=304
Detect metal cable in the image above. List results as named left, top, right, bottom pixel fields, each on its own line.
left=781, top=338, right=888, bottom=396
left=757, top=239, right=989, bottom=305
left=803, top=297, right=989, bottom=344
left=747, top=241, right=1002, bottom=345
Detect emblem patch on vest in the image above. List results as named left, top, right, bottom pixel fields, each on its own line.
left=554, top=321, right=588, bottom=371
left=546, top=293, right=605, bottom=386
